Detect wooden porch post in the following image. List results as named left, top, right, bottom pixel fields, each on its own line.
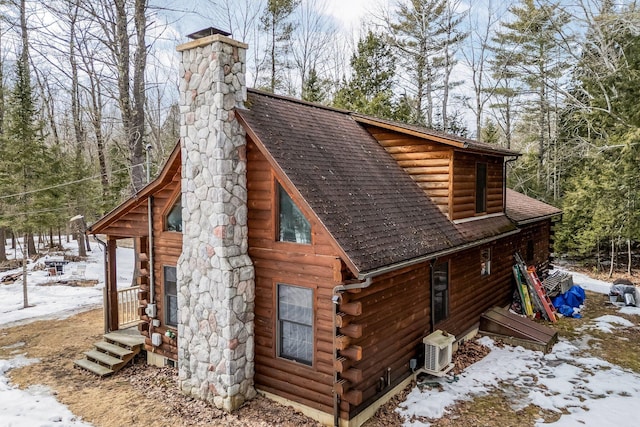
left=107, top=237, right=119, bottom=331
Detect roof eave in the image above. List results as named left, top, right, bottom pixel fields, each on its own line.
left=510, top=212, right=563, bottom=226
left=357, top=228, right=521, bottom=280
left=88, top=142, right=181, bottom=234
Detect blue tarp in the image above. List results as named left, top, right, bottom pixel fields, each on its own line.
left=552, top=285, right=586, bottom=318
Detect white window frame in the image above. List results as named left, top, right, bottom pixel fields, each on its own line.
left=277, top=283, right=314, bottom=365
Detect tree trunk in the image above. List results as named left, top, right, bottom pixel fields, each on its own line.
left=22, top=233, right=28, bottom=308
left=0, top=227, right=6, bottom=262
left=27, top=233, right=36, bottom=257
left=627, top=238, right=632, bottom=276
left=608, top=238, right=615, bottom=279
left=77, top=230, right=87, bottom=257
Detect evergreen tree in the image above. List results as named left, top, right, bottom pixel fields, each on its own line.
left=491, top=0, right=571, bottom=201
left=261, top=0, right=300, bottom=93
left=387, top=0, right=448, bottom=126
left=481, top=118, right=501, bottom=145
left=556, top=5, right=640, bottom=263
left=301, top=67, right=328, bottom=104
left=333, top=31, right=397, bottom=119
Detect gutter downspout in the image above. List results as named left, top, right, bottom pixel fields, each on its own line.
left=146, top=144, right=156, bottom=317
left=148, top=195, right=155, bottom=312
left=332, top=277, right=372, bottom=427
left=93, top=234, right=109, bottom=334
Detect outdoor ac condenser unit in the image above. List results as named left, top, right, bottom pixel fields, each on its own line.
left=421, top=330, right=455, bottom=377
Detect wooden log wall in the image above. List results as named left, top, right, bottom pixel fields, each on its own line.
left=247, top=139, right=344, bottom=415
left=451, top=153, right=504, bottom=220
left=365, top=126, right=454, bottom=217
left=437, top=221, right=553, bottom=337
left=137, top=168, right=183, bottom=361
left=337, top=220, right=555, bottom=419
left=335, top=264, right=431, bottom=420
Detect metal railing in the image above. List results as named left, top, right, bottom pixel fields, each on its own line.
left=117, top=285, right=141, bottom=328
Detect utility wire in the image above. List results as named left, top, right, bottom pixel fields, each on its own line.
left=0, top=162, right=144, bottom=200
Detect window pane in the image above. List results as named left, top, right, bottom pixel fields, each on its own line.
left=278, top=184, right=311, bottom=244
left=481, top=248, right=491, bottom=276
left=166, top=295, right=178, bottom=326
left=166, top=199, right=182, bottom=232
left=164, top=266, right=178, bottom=326
left=278, top=284, right=313, bottom=365
left=476, top=163, right=487, bottom=213
left=432, top=262, right=449, bottom=324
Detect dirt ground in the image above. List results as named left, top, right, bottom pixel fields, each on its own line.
left=1, top=288, right=638, bottom=427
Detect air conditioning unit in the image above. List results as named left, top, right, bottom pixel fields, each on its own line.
left=421, top=330, right=455, bottom=377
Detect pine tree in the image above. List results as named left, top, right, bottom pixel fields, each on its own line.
left=387, top=0, right=448, bottom=126
left=261, top=0, right=300, bottom=93
left=301, top=67, right=328, bottom=103
left=333, top=31, right=397, bottom=119
left=491, top=0, right=571, bottom=201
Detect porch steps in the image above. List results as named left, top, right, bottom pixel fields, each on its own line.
left=74, top=331, right=145, bottom=377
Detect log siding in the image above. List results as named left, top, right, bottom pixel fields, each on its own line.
left=247, top=139, right=343, bottom=415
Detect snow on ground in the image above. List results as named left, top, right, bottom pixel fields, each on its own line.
left=1, top=238, right=133, bottom=427
left=0, top=354, right=92, bottom=427
left=400, top=272, right=640, bottom=427
left=0, top=239, right=134, bottom=328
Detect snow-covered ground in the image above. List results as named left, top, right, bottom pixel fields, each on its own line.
left=0, top=239, right=134, bottom=328
left=400, top=271, right=640, bottom=427
left=1, top=238, right=133, bottom=427
left=1, top=243, right=639, bottom=427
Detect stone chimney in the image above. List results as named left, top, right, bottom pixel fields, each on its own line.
left=176, top=28, right=255, bottom=411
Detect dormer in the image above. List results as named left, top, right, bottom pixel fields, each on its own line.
left=354, top=115, right=518, bottom=221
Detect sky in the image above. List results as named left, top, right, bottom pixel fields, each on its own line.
left=2, top=238, right=640, bottom=426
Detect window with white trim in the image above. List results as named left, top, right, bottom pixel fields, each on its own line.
left=164, top=266, right=178, bottom=327
left=277, top=283, right=313, bottom=365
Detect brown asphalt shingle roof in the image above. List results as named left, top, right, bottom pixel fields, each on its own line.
left=454, top=215, right=518, bottom=241
left=506, top=189, right=562, bottom=224
left=237, top=90, right=467, bottom=274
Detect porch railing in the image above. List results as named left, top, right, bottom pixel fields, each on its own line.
left=117, top=285, right=140, bottom=328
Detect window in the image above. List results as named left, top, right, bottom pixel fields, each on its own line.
left=277, top=284, right=313, bottom=365
left=481, top=248, right=491, bottom=276
left=278, top=183, right=311, bottom=244
left=164, top=266, right=178, bottom=327
left=166, top=198, right=182, bottom=232
left=475, top=163, right=487, bottom=214
left=526, top=240, right=535, bottom=263
left=432, top=262, right=449, bottom=324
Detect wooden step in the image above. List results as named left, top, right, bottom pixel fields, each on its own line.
left=103, top=332, right=145, bottom=349
left=74, top=358, right=114, bottom=377
left=94, top=341, right=133, bottom=358
left=84, top=349, right=126, bottom=369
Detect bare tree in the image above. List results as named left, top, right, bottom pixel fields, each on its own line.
left=82, top=0, right=148, bottom=193
left=292, top=0, right=336, bottom=95
left=437, top=0, right=467, bottom=132
left=461, top=1, right=501, bottom=140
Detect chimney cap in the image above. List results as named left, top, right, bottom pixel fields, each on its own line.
left=187, top=27, right=232, bottom=40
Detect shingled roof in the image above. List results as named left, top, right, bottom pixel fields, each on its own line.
left=237, top=90, right=467, bottom=275
left=505, top=189, right=562, bottom=225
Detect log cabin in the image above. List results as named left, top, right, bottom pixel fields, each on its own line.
left=88, top=29, right=562, bottom=426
